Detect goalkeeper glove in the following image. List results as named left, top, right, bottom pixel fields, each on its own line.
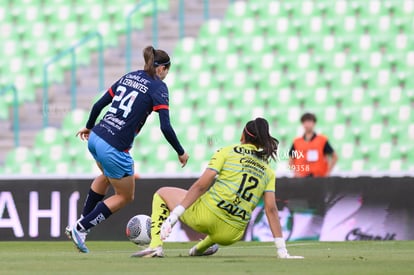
left=160, top=205, right=185, bottom=240
left=274, top=237, right=304, bottom=259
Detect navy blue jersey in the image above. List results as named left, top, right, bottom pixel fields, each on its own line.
left=85, top=70, right=184, bottom=154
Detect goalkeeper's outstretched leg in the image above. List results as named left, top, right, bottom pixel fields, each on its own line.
left=189, top=236, right=219, bottom=256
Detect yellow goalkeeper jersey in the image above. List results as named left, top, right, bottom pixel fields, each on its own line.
left=200, top=143, right=276, bottom=229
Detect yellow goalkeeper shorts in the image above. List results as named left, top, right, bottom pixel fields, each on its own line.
left=180, top=198, right=245, bottom=245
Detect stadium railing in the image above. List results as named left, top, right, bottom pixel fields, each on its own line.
left=42, top=31, right=104, bottom=127
left=0, top=84, right=20, bottom=147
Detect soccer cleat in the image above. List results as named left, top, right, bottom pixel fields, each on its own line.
left=131, top=246, right=164, bottom=258
left=65, top=225, right=89, bottom=253
left=189, top=244, right=219, bottom=256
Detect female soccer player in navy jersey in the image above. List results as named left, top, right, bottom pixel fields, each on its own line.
left=65, top=46, right=189, bottom=253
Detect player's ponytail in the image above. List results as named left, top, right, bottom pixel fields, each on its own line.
left=143, top=45, right=171, bottom=79
left=243, top=118, right=279, bottom=162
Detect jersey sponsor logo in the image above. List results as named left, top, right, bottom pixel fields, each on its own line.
left=240, top=157, right=266, bottom=171
left=99, top=123, right=115, bottom=136
left=103, top=113, right=126, bottom=130
left=233, top=146, right=256, bottom=155
left=240, top=157, right=266, bottom=178
left=125, top=73, right=151, bottom=85
left=217, top=200, right=247, bottom=220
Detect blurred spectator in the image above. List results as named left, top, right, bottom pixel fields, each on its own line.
left=289, top=113, right=338, bottom=177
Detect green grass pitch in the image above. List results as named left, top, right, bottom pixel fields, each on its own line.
left=1, top=241, right=413, bottom=274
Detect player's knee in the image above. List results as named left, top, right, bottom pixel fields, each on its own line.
left=156, top=187, right=173, bottom=198
left=126, top=193, right=134, bottom=203
left=156, top=187, right=168, bottom=194
left=121, top=193, right=134, bottom=204
left=156, top=187, right=186, bottom=198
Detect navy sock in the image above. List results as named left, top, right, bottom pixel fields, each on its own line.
left=82, top=189, right=105, bottom=217
left=78, top=202, right=112, bottom=231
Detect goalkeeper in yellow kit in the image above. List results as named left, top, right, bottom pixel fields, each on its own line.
left=132, top=118, right=303, bottom=259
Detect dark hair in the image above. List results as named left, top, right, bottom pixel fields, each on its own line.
left=143, top=46, right=171, bottom=78
left=243, top=117, right=279, bottom=162
left=300, top=112, right=317, bottom=123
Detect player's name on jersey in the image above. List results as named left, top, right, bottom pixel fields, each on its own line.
left=121, top=78, right=149, bottom=93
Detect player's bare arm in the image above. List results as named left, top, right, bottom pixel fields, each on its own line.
left=263, top=192, right=283, bottom=239
left=263, top=192, right=304, bottom=259
left=180, top=168, right=217, bottom=209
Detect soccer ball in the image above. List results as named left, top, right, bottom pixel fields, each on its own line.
left=126, top=214, right=152, bottom=245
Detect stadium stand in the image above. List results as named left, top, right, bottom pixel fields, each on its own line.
left=1, top=0, right=413, bottom=176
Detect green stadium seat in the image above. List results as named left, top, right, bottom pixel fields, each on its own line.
left=368, top=16, right=399, bottom=36
left=36, top=144, right=72, bottom=173
left=324, top=123, right=351, bottom=145
left=241, top=36, right=271, bottom=57
left=173, top=37, right=200, bottom=57
left=61, top=109, right=88, bottom=138
left=225, top=1, right=252, bottom=20
left=4, top=160, right=36, bottom=175
left=185, top=74, right=216, bottom=100
left=198, top=19, right=224, bottom=40
left=278, top=35, right=309, bottom=54
left=236, top=18, right=267, bottom=38
left=5, top=147, right=35, bottom=165
left=296, top=0, right=320, bottom=17
left=312, top=35, right=343, bottom=53
left=34, top=127, right=65, bottom=146
left=206, top=36, right=236, bottom=56
left=340, top=86, right=375, bottom=107
left=4, top=147, right=36, bottom=175
left=223, top=70, right=254, bottom=92
left=302, top=88, right=335, bottom=110
left=258, top=70, right=288, bottom=94
left=387, top=33, right=412, bottom=53
left=389, top=105, right=412, bottom=126
left=394, top=0, right=414, bottom=18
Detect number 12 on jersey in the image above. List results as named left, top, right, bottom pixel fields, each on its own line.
left=237, top=173, right=259, bottom=202
left=108, top=85, right=139, bottom=118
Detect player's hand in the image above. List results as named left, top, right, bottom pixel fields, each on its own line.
left=277, top=248, right=304, bottom=259
left=160, top=213, right=178, bottom=240
left=178, top=152, right=189, bottom=168
left=275, top=238, right=304, bottom=259
left=76, top=127, right=91, bottom=141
